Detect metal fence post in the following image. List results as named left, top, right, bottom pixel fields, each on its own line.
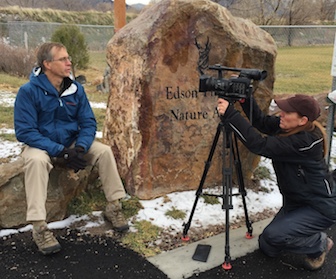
left=325, top=33, right=336, bottom=168
left=326, top=83, right=336, bottom=167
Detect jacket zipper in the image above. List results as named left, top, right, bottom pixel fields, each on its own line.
left=324, top=179, right=332, bottom=195
left=297, top=164, right=307, bottom=183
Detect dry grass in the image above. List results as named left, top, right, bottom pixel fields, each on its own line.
left=0, top=43, right=36, bottom=77
left=0, top=6, right=139, bottom=25
left=0, top=6, right=114, bottom=25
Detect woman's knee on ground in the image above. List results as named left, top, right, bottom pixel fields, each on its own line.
left=258, top=233, right=282, bottom=257
left=260, top=225, right=288, bottom=247
left=258, top=225, right=288, bottom=257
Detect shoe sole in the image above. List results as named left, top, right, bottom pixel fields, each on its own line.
left=303, top=237, right=334, bottom=271
left=327, top=238, right=334, bottom=254
left=103, top=213, right=129, bottom=232
left=39, top=244, right=62, bottom=255
left=113, top=225, right=130, bottom=233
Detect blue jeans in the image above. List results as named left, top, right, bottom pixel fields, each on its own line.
left=259, top=206, right=335, bottom=257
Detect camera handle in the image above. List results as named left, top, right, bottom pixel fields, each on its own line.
left=182, top=120, right=253, bottom=270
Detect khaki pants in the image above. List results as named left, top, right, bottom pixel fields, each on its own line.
left=22, top=141, right=126, bottom=221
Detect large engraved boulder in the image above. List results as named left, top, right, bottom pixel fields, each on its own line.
left=105, top=0, right=277, bottom=199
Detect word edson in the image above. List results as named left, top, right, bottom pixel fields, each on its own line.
left=165, top=86, right=219, bottom=121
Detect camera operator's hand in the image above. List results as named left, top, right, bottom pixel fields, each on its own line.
left=217, top=98, right=229, bottom=115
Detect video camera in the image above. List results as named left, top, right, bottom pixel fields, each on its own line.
left=199, top=64, right=267, bottom=101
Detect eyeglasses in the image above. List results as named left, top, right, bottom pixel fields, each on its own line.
left=51, top=56, right=72, bottom=63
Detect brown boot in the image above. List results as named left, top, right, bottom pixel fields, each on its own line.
left=303, top=237, right=334, bottom=271
left=32, top=222, right=61, bottom=255
left=104, top=200, right=129, bottom=232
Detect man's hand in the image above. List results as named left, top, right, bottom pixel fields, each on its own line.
left=58, top=147, right=87, bottom=172
left=58, top=148, right=77, bottom=160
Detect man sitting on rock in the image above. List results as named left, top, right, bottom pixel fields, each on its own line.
left=14, top=42, right=129, bottom=255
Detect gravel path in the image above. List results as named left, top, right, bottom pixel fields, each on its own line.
left=0, top=228, right=168, bottom=279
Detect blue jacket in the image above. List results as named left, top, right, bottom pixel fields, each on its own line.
left=14, top=67, right=97, bottom=157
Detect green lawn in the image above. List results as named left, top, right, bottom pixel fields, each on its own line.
left=274, top=46, right=334, bottom=95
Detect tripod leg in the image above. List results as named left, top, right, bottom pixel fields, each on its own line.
left=222, top=173, right=232, bottom=270
left=222, top=127, right=233, bottom=270
left=233, top=134, right=253, bottom=238
left=221, top=128, right=253, bottom=270
left=222, top=205, right=232, bottom=270
left=182, top=122, right=223, bottom=240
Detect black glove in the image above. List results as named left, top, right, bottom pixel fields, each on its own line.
left=58, top=147, right=87, bottom=172
left=68, top=146, right=87, bottom=172
left=220, top=103, right=237, bottom=122
left=58, top=147, right=77, bottom=160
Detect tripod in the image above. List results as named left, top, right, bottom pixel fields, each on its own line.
left=182, top=119, right=253, bottom=270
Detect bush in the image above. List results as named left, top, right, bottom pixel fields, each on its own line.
left=51, top=25, right=90, bottom=77
left=0, top=42, right=36, bottom=77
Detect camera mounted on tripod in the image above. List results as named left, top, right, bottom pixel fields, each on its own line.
left=183, top=65, right=264, bottom=269
left=199, top=64, right=267, bottom=101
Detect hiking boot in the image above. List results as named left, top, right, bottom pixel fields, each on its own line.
left=303, top=237, right=334, bottom=271
left=33, top=224, right=62, bottom=255
left=104, top=200, right=129, bottom=232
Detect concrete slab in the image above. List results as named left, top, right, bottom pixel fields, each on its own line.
left=147, top=217, right=272, bottom=279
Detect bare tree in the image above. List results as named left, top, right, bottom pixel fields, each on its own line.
left=212, top=0, right=335, bottom=25
left=4, top=0, right=38, bottom=7
left=281, top=0, right=317, bottom=45
left=96, top=2, right=113, bottom=12
left=318, top=0, right=336, bottom=21
left=257, top=0, right=283, bottom=25
left=1, top=0, right=96, bottom=11
left=282, top=0, right=316, bottom=25
left=211, top=0, right=259, bottom=18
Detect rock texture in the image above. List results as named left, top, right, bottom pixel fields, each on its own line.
left=0, top=158, right=97, bottom=228
left=105, top=0, right=277, bottom=199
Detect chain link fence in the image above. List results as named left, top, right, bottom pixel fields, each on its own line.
left=0, top=21, right=114, bottom=51
left=1, top=22, right=336, bottom=50
left=260, top=25, right=336, bottom=47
